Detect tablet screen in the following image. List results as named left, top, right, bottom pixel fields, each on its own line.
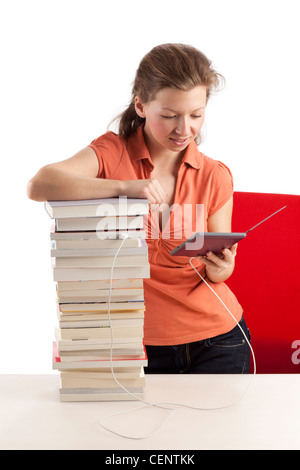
left=170, top=232, right=247, bottom=257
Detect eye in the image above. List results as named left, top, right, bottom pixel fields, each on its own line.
left=191, top=115, right=202, bottom=119
left=161, top=115, right=176, bottom=119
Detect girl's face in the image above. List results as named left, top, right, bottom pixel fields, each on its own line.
left=135, top=86, right=207, bottom=157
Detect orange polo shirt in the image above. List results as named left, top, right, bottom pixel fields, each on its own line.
left=89, top=125, right=243, bottom=346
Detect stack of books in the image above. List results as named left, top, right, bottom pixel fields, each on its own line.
left=44, top=197, right=150, bottom=402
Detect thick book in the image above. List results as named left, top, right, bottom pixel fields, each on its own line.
left=52, top=341, right=148, bottom=369
left=50, top=226, right=147, bottom=240
left=52, top=236, right=143, bottom=249
left=57, top=310, right=145, bottom=322
left=55, top=336, right=144, bottom=352
left=51, top=240, right=148, bottom=258
left=56, top=278, right=144, bottom=292
left=55, top=215, right=145, bottom=232
left=59, top=389, right=144, bottom=402
left=59, top=317, right=144, bottom=329
left=53, top=253, right=149, bottom=268
left=55, top=331, right=144, bottom=351
left=45, top=197, right=149, bottom=219
left=58, top=301, right=145, bottom=313
left=57, top=290, right=144, bottom=304
left=58, top=325, right=144, bottom=341
left=60, top=368, right=145, bottom=380
left=52, top=264, right=150, bottom=281
left=60, top=374, right=145, bottom=389
left=57, top=287, right=145, bottom=303
left=59, top=346, right=145, bottom=361
left=58, top=363, right=146, bottom=402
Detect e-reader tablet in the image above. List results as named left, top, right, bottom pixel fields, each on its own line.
left=170, top=232, right=247, bottom=257
left=170, top=206, right=286, bottom=257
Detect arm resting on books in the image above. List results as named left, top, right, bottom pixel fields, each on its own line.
left=27, top=147, right=167, bottom=204
left=27, top=165, right=125, bottom=202
left=27, top=147, right=124, bottom=202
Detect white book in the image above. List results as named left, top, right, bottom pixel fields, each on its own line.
left=60, top=368, right=145, bottom=379
left=54, top=329, right=144, bottom=350
left=59, top=318, right=144, bottom=329
left=57, top=288, right=144, bottom=303
left=50, top=228, right=147, bottom=240
left=58, top=325, right=144, bottom=341
left=60, top=387, right=144, bottom=394
left=57, top=310, right=145, bottom=322
left=59, top=346, right=145, bottom=361
left=56, top=278, right=144, bottom=291
left=53, top=340, right=147, bottom=368
left=59, top=391, right=144, bottom=402
left=57, top=288, right=144, bottom=298
left=58, top=301, right=145, bottom=312
left=55, top=215, right=145, bottom=232
left=51, top=242, right=148, bottom=258
left=45, top=197, right=149, bottom=219
left=52, top=237, right=143, bottom=249
left=52, top=264, right=150, bottom=281
left=54, top=357, right=147, bottom=368
left=53, top=254, right=149, bottom=268
left=60, top=374, right=145, bottom=388
left=58, top=296, right=144, bottom=304
left=56, top=338, right=144, bottom=352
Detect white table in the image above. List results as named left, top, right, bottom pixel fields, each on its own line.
left=0, top=374, right=299, bottom=450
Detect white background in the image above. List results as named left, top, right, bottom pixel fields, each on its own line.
left=1, top=0, right=299, bottom=373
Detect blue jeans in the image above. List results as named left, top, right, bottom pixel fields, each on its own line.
left=144, top=317, right=251, bottom=374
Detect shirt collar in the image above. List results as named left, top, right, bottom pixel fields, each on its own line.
left=181, top=139, right=202, bottom=169
left=126, top=124, right=201, bottom=170
left=126, top=124, right=152, bottom=163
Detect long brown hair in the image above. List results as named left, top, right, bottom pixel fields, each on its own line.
left=112, top=43, right=224, bottom=144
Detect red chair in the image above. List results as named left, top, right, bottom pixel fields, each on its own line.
left=226, top=191, right=300, bottom=374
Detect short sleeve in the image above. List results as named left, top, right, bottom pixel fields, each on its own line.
left=88, top=132, right=124, bottom=178
left=208, top=161, right=234, bottom=216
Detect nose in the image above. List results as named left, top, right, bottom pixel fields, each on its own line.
left=175, top=116, right=189, bottom=136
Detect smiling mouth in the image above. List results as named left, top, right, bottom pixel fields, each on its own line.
left=169, top=137, right=189, bottom=145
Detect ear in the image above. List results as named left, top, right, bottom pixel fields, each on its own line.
left=134, top=96, right=147, bottom=118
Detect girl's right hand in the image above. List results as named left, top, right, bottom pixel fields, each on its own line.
left=120, top=179, right=167, bottom=209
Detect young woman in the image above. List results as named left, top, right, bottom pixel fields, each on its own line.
left=27, top=43, right=251, bottom=374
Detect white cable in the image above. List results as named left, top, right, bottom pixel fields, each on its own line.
left=97, top=245, right=256, bottom=439
left=98, top=235, right=176, bottom=439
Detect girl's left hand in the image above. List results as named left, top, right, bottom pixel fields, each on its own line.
left=197, top=243, right=238, bottom=282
